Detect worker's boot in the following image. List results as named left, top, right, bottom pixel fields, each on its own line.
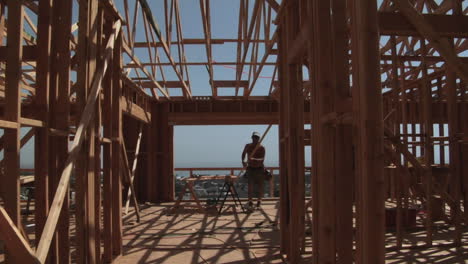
left=245, top=201, right=254, bottom=212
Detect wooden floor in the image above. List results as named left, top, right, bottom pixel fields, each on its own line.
left=117, top=200, right=468, bottom=264
left=1, top=199, right=467, bottom=263
left=118, top=200, right=289, bottom=264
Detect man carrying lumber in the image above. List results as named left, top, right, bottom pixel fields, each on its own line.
left=241, top=131, right=266, bottom=210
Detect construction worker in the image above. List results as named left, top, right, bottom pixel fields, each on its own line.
left=241, top=131, right=266, bottom=210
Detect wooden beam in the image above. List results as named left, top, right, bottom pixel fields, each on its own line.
left=350, top=0, right=385, bottom=262
left=265, top=0, right=279, bottom=12
left=0, top=120, right=19, bottom=129
left=199, top=0, right=215, bottom=96
left=378, top=12, right=468, bottom=37
left=3, top=2, right=23, bottom=262
left=121, top=97, right=151, bottom=123
left=0, top=45, right=37, bottom=61
left=125, top=61, right=277, bottom=67
left=332, top=0, right=354, bottom=261
left=152, top=103, right=175, bottom=202
left=0, top=207, right=40, bottom=264
left=212, top=80, right=249, bottom=88
left=20, top=117, right=45, bottom=127
left=34, top=0, right=52, bottom=253
left=311, top=0, right=337, bottom=262
left=102, top=17, right=114, bottom=263
left=278, top=1, right=305, bottom=261
left=111, top=28, right=123, bottom=257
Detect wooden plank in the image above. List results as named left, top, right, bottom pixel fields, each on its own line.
left=0, top=120, right=19, bottom=129
left=141, top=80, right=191, bottom=88
left=102, top=18, right=114, bottom=263
left=35, top=20, right=121, bottom=263
left=446, top=68, right=462, bottom=245
left=74, top=0, right=91, bottom=261
left=420, top=39, right=434, bottom=246
left=0, top=45, right=37, bottom=61
left=0, top=207, right=40, bottom=264
left=20, top=117, right=45, bottom=127
left=91, top=5, right=103, bottom=264
left=35, top=0, right=52, bottom=253
left=153, top=103, right=175, bottom=202
left=265, top=0, right=279, bottom=12
left=147, top=103, right=158, bottom=202
left=111, top=29, right=123, bottom=257
left=277, top=5, right=290, bottom=257
left=311, top=0, right=337, bottom=262
left=121, top=97, right=151, bottom=123
left=378, top=12, right=468, bottom=37
left=199, top=0, right=215, bottom=97
left=332, top=0, right=353, bottom=262
left=350, top=0, right=385, bottom=262
left=212, top=80, right=249, bottom=88
left=277, top=1, right=305, bottom=261
left=3, top=1, right=23, bottom=262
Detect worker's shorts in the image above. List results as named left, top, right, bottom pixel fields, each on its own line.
left=247, top=167, right=265, bottom=198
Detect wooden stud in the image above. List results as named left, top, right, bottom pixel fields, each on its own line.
left=111, top=29, right=123, bottom=257
left=3, top=1, right=23, bottom=261
left=35, top=0, right=52, bottom=255
left=350, top=0, right=385, bottom=262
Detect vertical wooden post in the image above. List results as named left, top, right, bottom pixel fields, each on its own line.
left=390, top=36, right=403, bottom=248
left=420, top=39, right=433, bottom=246
left=93, top=7, right=105, bottom=263
left=278, top=1, right=305, bottom=261
left=286, top=21, right=304, bottom=263
left=152, top=103, right=175, bottom=202
left=3, top=1, right=23, bottom=262
left=332, top=0, right=354, bottom=262
left=277, top=18, right=290, bottom=257
left=446, top=68, right=462, bottom=245
left=102, top=17, right=114, bottom=264
left=311, top=0, right=337, bottom=262
left=35, top=0, right=52, bottom=256
left=111, top=31, right=123, bottom=257
left=350, top=0, right=385, bottom=262
left=147, top=103, right=158, bottom=202
left=54, top=0, right=73, bottom=261
left=76, top=0, right=99, bottom=262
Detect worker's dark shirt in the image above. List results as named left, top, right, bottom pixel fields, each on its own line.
left=243, top=143, right=265, bottom=168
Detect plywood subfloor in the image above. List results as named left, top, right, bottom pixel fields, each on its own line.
left=1, top=200, right=467, bottom=263
left=117, top=200, right=468, bottom=264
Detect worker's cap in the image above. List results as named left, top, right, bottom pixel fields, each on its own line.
left=252, top=132, right=261, bottom=138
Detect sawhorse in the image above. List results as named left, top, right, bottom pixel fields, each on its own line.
left=215, top=176, right=245, bottom=214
